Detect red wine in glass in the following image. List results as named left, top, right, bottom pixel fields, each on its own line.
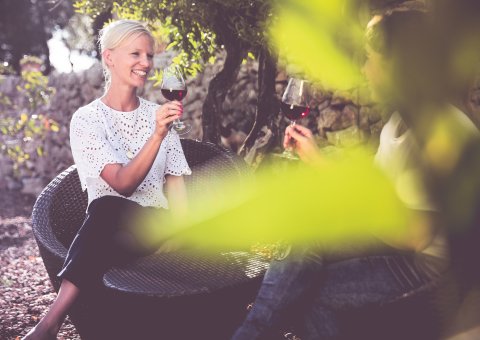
left=161, top=88, right=188, bottom=101
left=280, top=102, right=310, bottom=121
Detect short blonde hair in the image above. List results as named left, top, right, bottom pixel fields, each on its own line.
left=98, top=19, right=154, bottom=91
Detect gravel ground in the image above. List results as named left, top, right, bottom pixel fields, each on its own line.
left=0, top=190, right=80, bottom=340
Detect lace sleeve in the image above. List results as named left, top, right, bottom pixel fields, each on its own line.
left=70, top=108, right=123, bottom=190
left=164, top=132, right=192, bottom=177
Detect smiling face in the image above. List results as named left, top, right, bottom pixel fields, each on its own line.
left=103, top=33, right=154, bottom=90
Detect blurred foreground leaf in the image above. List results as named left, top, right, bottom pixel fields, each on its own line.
left=141, top=148, right=412, bottom=251
left=268, top=0, right=366, bottom=90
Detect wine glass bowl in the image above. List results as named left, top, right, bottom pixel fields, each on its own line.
left=161, top=88, right=188, bottom=101
left=161, top=64, right=191, bottom=134
left=280, top=101, right=310, bottom=122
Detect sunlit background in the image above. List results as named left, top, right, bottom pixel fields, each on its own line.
left=48, top=30, right=96, bottom=73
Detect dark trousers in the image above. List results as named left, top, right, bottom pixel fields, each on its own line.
left=57, top=196, right=158, bottom=291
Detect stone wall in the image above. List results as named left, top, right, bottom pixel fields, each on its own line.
left=1, top=53, right=479, bottom=195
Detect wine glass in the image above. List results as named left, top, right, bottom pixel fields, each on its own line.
left=280, top=78, right=311, bottom=159
left=161, top=64, right=191, bottom=134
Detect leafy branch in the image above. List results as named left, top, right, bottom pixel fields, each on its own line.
left=0, top=64, right=58, bottom=175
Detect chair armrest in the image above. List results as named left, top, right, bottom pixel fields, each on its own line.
left=32, top=166, right=73, bottom=259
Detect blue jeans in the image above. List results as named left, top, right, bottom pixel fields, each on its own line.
left=232, top=245, right=430, bottom=340
left=231, top=246, right=323, bottom=339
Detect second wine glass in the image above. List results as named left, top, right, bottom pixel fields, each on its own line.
left=280, top=78, right=311, bottom=159
left=161, top=64, right=191, bottom=134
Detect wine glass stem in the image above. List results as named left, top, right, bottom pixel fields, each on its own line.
left=286, top=120, right=296, bottom=151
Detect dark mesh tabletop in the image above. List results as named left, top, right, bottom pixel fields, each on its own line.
left=103, top=140, right=269, bottom=297
left=104, top=250, right=270, bottom=297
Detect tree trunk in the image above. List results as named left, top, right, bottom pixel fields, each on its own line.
left=202, top=36, right=246, bottom=144
left=92, top=10, right=113, bottom=61
left=36, top=3, right=51, bottom=74
left=238, top=48, right=279, bottom=160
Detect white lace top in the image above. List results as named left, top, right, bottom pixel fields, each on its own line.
left=70, top=97, right=191, bottom=208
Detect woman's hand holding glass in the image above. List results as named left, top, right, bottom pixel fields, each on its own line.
left=154, top=101, right=183, bottom=140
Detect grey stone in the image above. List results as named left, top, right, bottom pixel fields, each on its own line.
left=185, top=99, right=203, bottom=116
left=358, top=106, right=371, bottom=130
left=326, top=125, right=367, bottom=147
left=6, top=177, right=22, bottom=191
left=81, top=83, right=95, bottom=102
left=315, top=97, right=331, bottom=113
left=68, top=97, right=82, bottom=111
left=370, top=120, right=384, bottom=139
left=85, top=62, right=103, bottom=85
left=0, top=176, right=7, bottom=190
left=318, top=107, right=341, bottom=131
left=21, top=178, right=45, bottom=196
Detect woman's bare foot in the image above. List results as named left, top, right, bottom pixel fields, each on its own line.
left=22, top=320, right=60, bottom=340
left=22, top=279, right=77, bottom=340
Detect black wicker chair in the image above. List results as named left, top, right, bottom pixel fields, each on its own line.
left=32, top=139, right=269, bottom=340
left=338, top=270, right=464, bottom=340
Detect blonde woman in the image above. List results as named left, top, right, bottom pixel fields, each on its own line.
left=23, top=20, right=191, bottom=339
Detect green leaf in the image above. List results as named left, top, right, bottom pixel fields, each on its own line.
left=50, top=124, right=59, bottom=132
left=269, top=0, right=365, bottom=90
left=166, top=40, right=178, bottom=50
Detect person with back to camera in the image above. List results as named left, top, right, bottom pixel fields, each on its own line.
left=23, top=19, right=192, bottom=340
left=231, top=2, right=480, bottom=339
